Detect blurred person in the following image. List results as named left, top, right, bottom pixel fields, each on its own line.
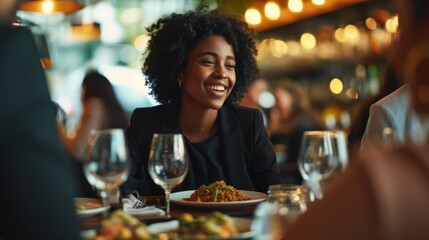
left=0, top=1, right=81, bottom=239
left=59, top=70, right=129, bottom=160
left=239, top=77, right=270, bottom=126
left=360, top=82, right=421, bottom=153
left=348, top=64, right=402, bottom=152
left=58, top=70, right=129, bottom=198
left=268, top=80, right=324, bottom=184
left=360, top=1, right=429, bottom=154
left=282, top=0, right=429, bottom=239
left=121, top=6, right=282, bottom=196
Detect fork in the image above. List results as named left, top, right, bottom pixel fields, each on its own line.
left=127, top=191, right=147, bottom=209
left=131, top=197, right=146, bottom=209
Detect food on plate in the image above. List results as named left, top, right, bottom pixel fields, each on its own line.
left=75, top=198, right=102, bottom=211
left=184, top=180, right=251, bottom=202
left=93, top=210, right=151, bottom=240
left=75, top=202, right=87, bottom=211
left=178, top=212, right=238, bottom=238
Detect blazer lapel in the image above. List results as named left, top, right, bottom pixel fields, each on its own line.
left=218, top=107, right=250, bottom=188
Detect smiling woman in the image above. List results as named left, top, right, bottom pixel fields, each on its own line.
left=120, top=6, right=282, bottom=197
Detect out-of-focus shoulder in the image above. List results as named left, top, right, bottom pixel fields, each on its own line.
left=373, top=84, right=409, bottom=107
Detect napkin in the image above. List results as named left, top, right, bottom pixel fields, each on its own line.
left=122, top=196, right=165, bottom=217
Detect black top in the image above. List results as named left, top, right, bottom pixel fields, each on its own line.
left=186, top=134, right=226, bottom=185
left=121, top=104, right=282, bottom=196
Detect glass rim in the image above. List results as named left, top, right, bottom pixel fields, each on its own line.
left=303, top=130, right=342, bottom=137
left=268, top=184, right=308, bottom=192
left=153, top=133, right=183, bottom=136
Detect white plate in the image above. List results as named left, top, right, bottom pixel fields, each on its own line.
left=75, top=198, right=109, bottom=217
left=148, top=217, right=255, bottom=239
left=170, top=190, right=267, bottom=208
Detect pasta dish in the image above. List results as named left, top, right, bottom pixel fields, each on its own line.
left=184, top=181, right=251, bottom=202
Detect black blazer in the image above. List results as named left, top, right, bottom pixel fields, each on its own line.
left=121, top=104, right=282, bottom=195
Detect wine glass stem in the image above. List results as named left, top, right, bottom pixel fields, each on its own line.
left=165, top=190, right=171, bottom=218
left=100, top=190, right=108, bottom=207
left=99, top=189, right=109, bottom=217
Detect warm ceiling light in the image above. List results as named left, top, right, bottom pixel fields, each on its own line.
left=334, top=28, right=346, bottom=42
left=269, top=39, right=288, bottom=57
left=312, top=0, right=325, bottom=6
left=245, top=8, right=262, bottom=25
left=288, top=0, right=303, bottom=13
left=70, top=23, right=100, bottom=42
left=330, top=78, right=343, bottom=95
left=264, top=2, right=281, bottom=20
left=19, top=0, right=83, bottom=14
left=344, top=24, right=359, bottom=40
left=385, top=15, right=399, bottom=33
left=365, top=17, right=378, bottom=30
left=300, top=33, right=317, bottom=49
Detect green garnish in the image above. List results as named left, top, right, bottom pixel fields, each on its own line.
left=200, top=181, right=233, bottom=202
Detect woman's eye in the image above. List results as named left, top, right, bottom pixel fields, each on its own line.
left=226, top=64, right=235, bottom=70
left=202, top=60, right=215, bottom=65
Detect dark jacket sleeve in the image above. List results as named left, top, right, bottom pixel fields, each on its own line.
left=235, top=106, right=283, bottom=192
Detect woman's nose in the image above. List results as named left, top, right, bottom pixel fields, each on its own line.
left=213, top=68, right=227, bottom=79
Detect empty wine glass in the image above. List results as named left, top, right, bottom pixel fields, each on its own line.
left=298, top=131, right=340, bottom=199
left=148, top=133, right=189, bottom=218
left=84, top=129, right=130, bottom=209
left=333, top=130, right=349, bottom=170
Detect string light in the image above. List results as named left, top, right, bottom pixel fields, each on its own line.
left=300, top=33, right=317, bottom=50
left=245, top=8, right=262, bottom=25
left=312, top=0, right=325, bottom=6
left=288, top=0, right=303, bottom=13
left=264, top=1, right=281, bottom=20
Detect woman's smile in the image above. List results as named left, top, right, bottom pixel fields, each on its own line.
left=180, top=35, right=236, bottom=110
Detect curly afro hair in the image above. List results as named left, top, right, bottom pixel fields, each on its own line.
left=142, top=6, right=259, bottom=106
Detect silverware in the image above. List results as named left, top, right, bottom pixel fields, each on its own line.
left=126, top=191, right=147, bottom=209
left=131, top=197, right=146, bottom=209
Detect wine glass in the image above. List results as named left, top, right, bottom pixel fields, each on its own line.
left=148, top=133, right=189, bottom=218
left=84, top=129, right=130, bottom=209
left=333, top=130, right=349, bottom=170
left=298, top=131, right=340, bottom=199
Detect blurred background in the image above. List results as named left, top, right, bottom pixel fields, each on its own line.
left=16, top=0, right=396, bottom=135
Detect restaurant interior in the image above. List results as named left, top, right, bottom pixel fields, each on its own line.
left=16, top=0, right=395, bottom=135
left=10, top=0, right=407, bottom=238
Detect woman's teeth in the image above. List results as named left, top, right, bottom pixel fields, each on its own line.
left=206, top=85, right=226, bottom=91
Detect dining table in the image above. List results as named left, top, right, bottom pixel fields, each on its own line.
left=79, top=195, right=260, bottom=230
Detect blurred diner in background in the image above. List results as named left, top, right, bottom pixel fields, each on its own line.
left=4, top=0, right=429, bottom=238
left=58, top=70, right=129, bottom=161
left=57, top=69, right=130, bottom=198
left=268, top=79, right=324, bottom=184
left=282, top=0, right=429, bottom=238
left=239, top=77, right=271, bottom=127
